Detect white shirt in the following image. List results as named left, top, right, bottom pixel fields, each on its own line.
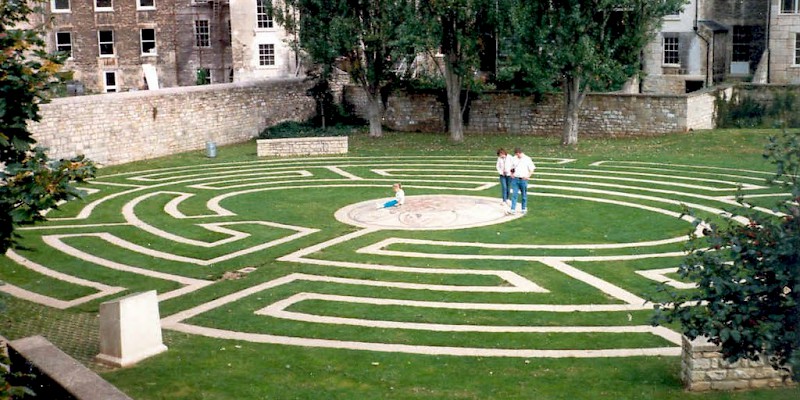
left=511, top=153, right=536, bottom=179
left=395, top=189, right=405, bottom=205
left=496, top=155, right=512, bottom=175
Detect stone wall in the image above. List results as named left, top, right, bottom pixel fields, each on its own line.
left=256, top=136, right=348, bottom=157
left=682, top=336, right=795, bottom=392
left=732, top=83, right=800, bottom=109
left=345, top=86, right=719, bottom=136
left=30, top=78, right=316, bottom=166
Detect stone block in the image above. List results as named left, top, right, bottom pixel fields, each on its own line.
left=96, top=290, right=167, bottom=367
left=9, top=336, right=133, bottom=400
left=710, top=380, right=750, bottom=391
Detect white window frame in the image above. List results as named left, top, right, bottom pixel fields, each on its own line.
left=137, top=0, right=155, bottom=10
left=55, top=31, right=73, bottom=59
left=95, top=0, right=113, bottom=12
left=140, top=28, right=157, bottom=56
left=258, top=43, right=276, bottom=66
left=256, top=0, right=274, bottom=29
left=98, top=30, right=115, bottom=57
left=795, top=33, right=800, bottom=66
left=103, top=71, right=118, bottom=93
left=51, top=0, right=70, bottom=13
left=663, top=36, right=680, bottom=66
left=194, top=20, right=211, bottom=48
left=781, top=0, right=799, bottom=14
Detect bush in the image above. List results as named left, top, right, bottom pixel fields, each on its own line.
left=259, top=121, right=357, bottom=139
left=717, top=89, right=800, bottom=129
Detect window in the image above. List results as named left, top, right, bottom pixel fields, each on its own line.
left=195, top=20, right=210, bottom=47
left=52, top=0, right=70, bottom=12
left=56, top=32, right=72, bottom=58
left=256, top=0, right=273, bottom=28
left=259, top=44, right=275, bottom=66
left=140, top=29, right=156, bottom=55
left=137, top=0, right=154, bottom=9
left=732, top=26, right=753, bottom=63
left=795, top=33, right=800, bottom=65
left=98, top=30, right=114, bottom=56
left=782, top=0, right=799, bottom=13
left=95, top=0, right=112, bottom=10
left=663, top=36, right=679, bottom=65
left=104, top=71, right=117, bottom=93
left=196, top=68, right=211, bottom=85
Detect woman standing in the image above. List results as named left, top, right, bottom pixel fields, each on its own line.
left=496, top=148, right=512, bottom=205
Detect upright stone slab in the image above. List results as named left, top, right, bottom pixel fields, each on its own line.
left=96, top=290, right=167, bottom=367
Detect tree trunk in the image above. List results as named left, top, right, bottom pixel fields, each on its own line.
left=562, top=75, right=585, bottom=146
left=443, top=57, right=464, bottom=142
left=365, top=91, right=383, bottom=138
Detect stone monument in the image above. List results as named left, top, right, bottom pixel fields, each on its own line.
left=96, top=290, right=168, bottom=367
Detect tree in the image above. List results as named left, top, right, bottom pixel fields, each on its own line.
left=1, top=0, right=96, bottom=254
left=413, top=0, right=498, bottom=142
left=652, top=130, right=800, bottom=382
left=275, top=0, right=416, bottom=138
left=509, top=0, right=684, bottom=145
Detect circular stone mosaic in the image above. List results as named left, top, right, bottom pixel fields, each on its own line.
left=334, top=195, right=519, bottom=230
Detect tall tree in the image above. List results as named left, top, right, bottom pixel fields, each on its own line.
left=275, top=0, right=415, bottom=138
left=1, top=0, right=96, bottom=254
left=653, top=130, right=800, bottom=382
left=414, top=0, right=498, bottom=143
left=509, top=0, right=685, bottom=145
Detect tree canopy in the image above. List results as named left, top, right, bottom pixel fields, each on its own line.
left=1, top=0, right=96, bottom=254
left=653, top=130, right=800, bottom=381
left=275, top=0, right=416, bottom=137
left=506, top=0, right=685, bottom=144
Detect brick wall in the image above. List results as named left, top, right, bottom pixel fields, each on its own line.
left=256, top=136, right=348, bottom=157
left=682, top=336, right=795, bottom=391
left=346, top=86, right=719, bottom=136
left=30, top=78, right=315, bottom=166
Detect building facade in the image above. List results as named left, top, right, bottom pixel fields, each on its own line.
left=642, top=0, right=800, bottom=94
left=37, top=0, right=300, bottom=93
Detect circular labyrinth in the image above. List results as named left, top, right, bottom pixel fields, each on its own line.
left=336, top=195, right=517, bottom=230
left=0, top=156, right=786, bottom=359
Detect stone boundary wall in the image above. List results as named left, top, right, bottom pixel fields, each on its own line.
left=257, top=136, right=348, bottom=157
left=732, top=84, right=800, bottom=109
left=344, top=86, right=721, bottom=136
left=30, top=78, right=316, bottom=166
left=682, top=336, right=795, bottom=392
left=8, top=335, right=133, bottom=400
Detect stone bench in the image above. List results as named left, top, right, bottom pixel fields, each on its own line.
left=257, top=136, right=348, bottom=157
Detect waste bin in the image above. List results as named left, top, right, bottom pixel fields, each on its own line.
left=206, top=141, right=217, bottom=158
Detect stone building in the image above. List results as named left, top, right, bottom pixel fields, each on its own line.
left=229, top=0, right=301, bottom=81
left=643, top=0, right=799, bottom=94
left=35, top=0, right=239, bottom=93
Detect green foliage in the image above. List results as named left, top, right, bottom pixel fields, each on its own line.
left=717, top=89, right=800, bottom=129
left=652, top=130, right=800, bottom=382
left=258, top=121, right=357, bottom=139
left=1, top=0, right=97, bottom=254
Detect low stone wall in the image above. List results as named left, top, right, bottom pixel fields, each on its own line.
left=257, top=136, right=348, bottom=157
left=682, top=336, right=795, bottom=391
left=8, top=336, right=133, bottom=400
left=30, top=79, right=316, bottom=166
left=345, top=86, right=720, bottom=136
left=732, top=84, right=800, bottom=109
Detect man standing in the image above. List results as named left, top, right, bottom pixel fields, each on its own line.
left=508, top=147, right=536, bottom=215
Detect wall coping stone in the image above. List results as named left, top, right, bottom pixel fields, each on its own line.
left=8, top=335, right=133, bottom=400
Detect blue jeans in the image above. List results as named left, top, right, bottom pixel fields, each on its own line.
left=510, top=178, right=529, bottom=211
left=499, top=175, right=512, bottom=202
left=382, top=199, right=399, bottom=208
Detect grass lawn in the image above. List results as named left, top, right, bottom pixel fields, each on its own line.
left=1, top=128, right=798, bottom=399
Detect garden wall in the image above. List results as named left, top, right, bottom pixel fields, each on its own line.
left=682, top=336, right=795, bottom=392
left=344, top=86, right=721, bottom=136
left=731, top=84, right=800, bottom=109
left=30, top=79, right=316, bottom=166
